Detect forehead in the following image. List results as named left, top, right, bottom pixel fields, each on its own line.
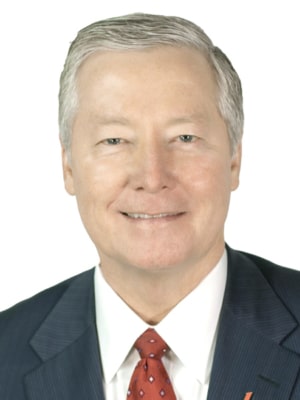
left=72, top=47, right=228, bottom=149
left=74, top=47, right=219, bottom=125
left=76, top=46, right=217, bottom=95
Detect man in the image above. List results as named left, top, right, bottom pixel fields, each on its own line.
left=0, top=13, right=300, bottom=400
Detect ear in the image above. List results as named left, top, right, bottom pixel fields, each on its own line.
left=61, top=145, right=75, bottom=195
left=230, top=142, right=242, bottom=191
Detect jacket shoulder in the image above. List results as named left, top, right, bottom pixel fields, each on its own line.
left=0, top=269, right=94, bottom=399
left=235, top=249, right=300, bottom=320
left=0, top=268, right=94, bottom=334
left=240, top=250, right=300, bottom=287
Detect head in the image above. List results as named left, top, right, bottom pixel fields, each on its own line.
left=59, top=13, right=243, bottom=154
left=59, top=13, right=243, bottom=281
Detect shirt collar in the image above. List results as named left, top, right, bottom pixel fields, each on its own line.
left=94, top=266, right=148, bottom=383
left=156, top=251, right=227, bottom=383
left=94, top=251, right=227, bottom=385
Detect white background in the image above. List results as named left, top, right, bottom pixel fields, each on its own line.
left=0, top=0, right=299, bottom=311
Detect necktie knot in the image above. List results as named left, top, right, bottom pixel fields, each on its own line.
left=128, top=328, right=176, bottom=399
left=135, top=328, right=168, bottom=360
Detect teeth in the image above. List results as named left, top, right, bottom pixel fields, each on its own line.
left=126, top=213, right=175, bottom=219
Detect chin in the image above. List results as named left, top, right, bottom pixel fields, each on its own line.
left=126, top=250, right=190, bottom=272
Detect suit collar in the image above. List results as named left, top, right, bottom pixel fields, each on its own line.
left=224, top=246, right=298, bottom=344
left=29, top=268, right=96, bottom=362
left=25, top=268, right=105, bottom=400
left=208, top=247, right=300, bottom=399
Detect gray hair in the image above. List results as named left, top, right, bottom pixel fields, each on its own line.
left=59, top=13, right=243, bottom=153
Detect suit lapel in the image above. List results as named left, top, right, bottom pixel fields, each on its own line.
left=208, top=248, right=300, bottom=400
left=24, top=269, right=105, bottom=400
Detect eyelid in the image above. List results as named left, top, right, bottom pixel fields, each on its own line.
left=178, top=134, right=198, bottom=143
left=101, top=137, right=123, bottom=145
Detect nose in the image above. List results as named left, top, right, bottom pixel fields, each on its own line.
left=129, top=140, right=175, bottom=193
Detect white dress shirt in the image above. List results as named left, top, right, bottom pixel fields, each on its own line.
left=94, top=251, right=227, bottom=400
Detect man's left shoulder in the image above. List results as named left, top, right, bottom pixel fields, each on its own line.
left=238, top=249, right=300, bottom=315
left=241, top=250, right=300, bottom=284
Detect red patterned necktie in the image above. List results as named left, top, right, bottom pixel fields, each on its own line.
left=127, top=328, right=176, bottom=399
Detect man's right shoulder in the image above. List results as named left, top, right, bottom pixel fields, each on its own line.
left=0, top=268, right=95, bottom=399
left=0, top=268, right=94, bottom=336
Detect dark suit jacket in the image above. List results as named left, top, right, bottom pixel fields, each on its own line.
left=1, top=247, right=300, bottom=399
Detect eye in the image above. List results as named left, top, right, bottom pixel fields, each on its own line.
left=103, top=138, right=122, bottom=145
left=178, top=134, right=197, bottom=143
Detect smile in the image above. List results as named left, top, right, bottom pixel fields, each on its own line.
left=122, top=212, right=183, bottom=219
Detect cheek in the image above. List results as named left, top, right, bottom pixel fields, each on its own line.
left=72, top=159, right=126, bottom=215
left=186, top=155, right=232, bottom=191
left=185, top=158, right=234, bottom=223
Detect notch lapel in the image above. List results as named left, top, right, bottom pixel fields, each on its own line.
left=24, top=269, right=105, bottom=400
left=207, top=248, right=300, bottom=400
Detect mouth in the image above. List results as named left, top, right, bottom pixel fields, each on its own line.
left=121, top=212, right=184, bottom=220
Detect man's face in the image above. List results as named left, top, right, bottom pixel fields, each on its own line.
left=62, top=47, right=241, bottom=274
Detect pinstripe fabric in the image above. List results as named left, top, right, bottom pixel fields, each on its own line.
left=207, top=248, right=300, bottom=399
left=1, top=248, right=300, bottom=399
left=0, top=269, right=105, bottom=400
